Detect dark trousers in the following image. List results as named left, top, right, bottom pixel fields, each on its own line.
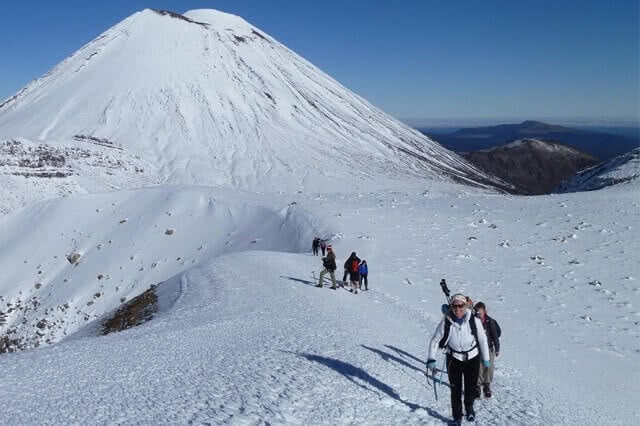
left=321, top=247, right=326, bottom=256
left=359, top=274, right=368, bottom=289
left=447, top=354, right=480, bottom=420
left=342, top=269, right=350, bottom=283
left=312, top=246, right=319, bottom=255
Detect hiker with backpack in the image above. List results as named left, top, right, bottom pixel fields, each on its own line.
left=426, top=293, right=490, bottom=425
left=358, top=260, right=368, bottom=291
left=312, top=237, right=320, bottom=256
left=349, top=255, right=361, bottom=294
left=316, top=245, right=337, bottom=289
left=320, top=239, right=327, bottom=256
left=474, top=302, right=501, bottom=398
left=343, top=252, right=360, bottom=291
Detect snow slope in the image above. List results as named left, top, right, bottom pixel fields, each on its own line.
left=0, top=185, right=315, bottom=350
left=1, top=186, right=638, bottom=424
left=557, top=147, right=640, bottom=192
left=0, top=8, right=506, bottom=199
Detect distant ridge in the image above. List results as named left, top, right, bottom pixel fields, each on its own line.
left=556, top=148, right=640, bottom=192
left=421, top=121, right=639, bottom=161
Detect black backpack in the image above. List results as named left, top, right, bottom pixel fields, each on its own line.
left=493, top=318, right=502, bottom=338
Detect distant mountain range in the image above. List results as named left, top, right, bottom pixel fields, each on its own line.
left=420, top=121, right=639, bottom=161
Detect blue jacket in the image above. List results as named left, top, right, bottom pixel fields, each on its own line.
left=359, top=263, right=368, bottom=275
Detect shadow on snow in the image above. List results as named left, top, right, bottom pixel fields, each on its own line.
left=291, top=351, right=450, bottom=423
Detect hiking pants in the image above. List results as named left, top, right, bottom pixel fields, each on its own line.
left=312, top=246, right=319, bottom=256
left=319, top=268, right=336, bottom=287
left=321, top=247, right=326, bottom=256
left=342, top=269, right=350, bottom=283
left=447, top=354, right=480, bottom=420
left=359, top=274, right=368, bottom=289
left=478, top=348, right=495, bottom=386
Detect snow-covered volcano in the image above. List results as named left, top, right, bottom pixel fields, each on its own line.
left=0, top=9, right=505, bottom=196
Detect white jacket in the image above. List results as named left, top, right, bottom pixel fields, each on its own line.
left=428, top=309, right=490, bottom=363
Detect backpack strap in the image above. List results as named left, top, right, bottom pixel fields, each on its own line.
left=469, top=313, right=479, bottom=343
left=438, top=317, right=452, bottom=349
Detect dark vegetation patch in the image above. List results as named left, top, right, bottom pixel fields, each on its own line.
left=151, top=9, right=209, bottom=27
left=102, top=286, right=158, bottom=335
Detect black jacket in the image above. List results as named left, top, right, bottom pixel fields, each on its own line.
left=481, top=315, right=500, bottom=353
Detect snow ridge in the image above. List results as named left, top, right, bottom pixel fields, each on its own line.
left=557, top=147, right=640, bottom=192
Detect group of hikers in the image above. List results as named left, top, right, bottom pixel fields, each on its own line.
left=427, top=293, right=501, bottom=425
left=311, top=238, right=501, bottom=425
left=311, top=237, right=368, bottom=293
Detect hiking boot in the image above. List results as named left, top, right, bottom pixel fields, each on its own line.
left=483, top=384, right=492, bottom=398
left=330, top=286, right=337, bottom=290
left=449, top=418, right=462, bottom=426
left=354, top=290, right=358, bottom=294
left=466, top=412, right=475, bottom=422
left=349, top=289, right=353, bottom=292
left=315, top=284, right=323, bottom=288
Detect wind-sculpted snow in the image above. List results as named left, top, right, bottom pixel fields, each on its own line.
left=0, top=186, right=317, bottom=351
left=557, top=148, right=640, bottom=192
left=0, top=8, right=507, bottom=196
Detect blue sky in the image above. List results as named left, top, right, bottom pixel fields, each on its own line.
left=1, top=0, right=638, bottom=126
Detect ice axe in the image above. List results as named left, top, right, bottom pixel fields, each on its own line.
left=440, top=278, right=451, bottom=304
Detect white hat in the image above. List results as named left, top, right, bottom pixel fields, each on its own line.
left=450, top=294, right=467, bottom=305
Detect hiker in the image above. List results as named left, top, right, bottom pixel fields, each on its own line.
left=349, top=256, right=361, bottom=294
left=312, top=237, right=320, bottom=256
left=426, top=293, right=490, bottom=425
left=316, top=245, right=337, bottom=289
left=320, top=239, right=327, bottom=256
left=343, top=252, right=360, bottom=288
left=474, top=302, right=500, bottom=398
left=358, top=260, right=369, bottom=290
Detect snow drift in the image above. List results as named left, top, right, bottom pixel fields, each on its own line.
left=0, top=185, right=316, bottom=351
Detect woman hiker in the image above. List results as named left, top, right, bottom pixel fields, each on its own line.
left=426, top=293, right=490, bottom=425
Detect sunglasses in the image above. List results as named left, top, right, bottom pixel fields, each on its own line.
left=451, top=304, right=466, bottom=309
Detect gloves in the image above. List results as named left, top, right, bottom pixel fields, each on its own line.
left=483, top=360, right=491, bottom=368
left=424, top=359, right=436, bottom=376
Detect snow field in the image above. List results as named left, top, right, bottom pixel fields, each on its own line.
left=0, top=186, right=637, bottom=424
